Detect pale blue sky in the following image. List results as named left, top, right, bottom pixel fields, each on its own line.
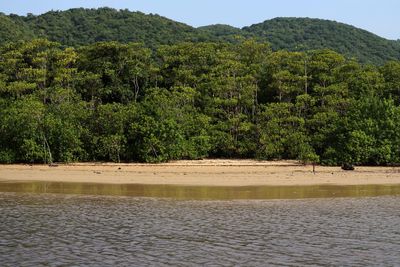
left=1, top=0, right=399, bottom=40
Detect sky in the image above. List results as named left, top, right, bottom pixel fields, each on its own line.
left=0, top=0, right=399, bottom=40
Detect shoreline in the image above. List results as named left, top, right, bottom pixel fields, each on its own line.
left=1, top=159, right=400, bottom=186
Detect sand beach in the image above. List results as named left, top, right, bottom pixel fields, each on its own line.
left=1, top=160, right=400, bottom=186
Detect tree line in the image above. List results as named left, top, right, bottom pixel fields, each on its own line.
left=1, top=39, right=400, bottom=165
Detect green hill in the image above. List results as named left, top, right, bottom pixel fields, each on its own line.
left=1, top=9, right=400, bottom=64
left=198, top=24, right=253, bottom=43
left=11, top=8, right=210, bottom=47
left=242, top=17, right=400, bottom=64
left=0, top=13, right=35, bottom=43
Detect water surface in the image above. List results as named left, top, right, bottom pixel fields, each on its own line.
left=1, top=193, right=399, bottom=266
left=1, top=181, right=400, bottom=199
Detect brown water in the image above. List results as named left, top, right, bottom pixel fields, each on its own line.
left=0, top=193, right=399, bottom=266
left=1, top=181, right=400, bottom=199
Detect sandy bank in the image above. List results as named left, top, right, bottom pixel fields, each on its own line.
left=1, top=160, right=400, bottom=186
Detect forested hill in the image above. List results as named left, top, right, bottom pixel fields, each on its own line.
left=197, top=24, right=254, bottom=43
left=1, top=8, right=400, bottom=64
left=3, top=8, right=208, bottom=47
left=242, top=17, right=400, bottom=65
left=0, top=13, right=36, bottom=42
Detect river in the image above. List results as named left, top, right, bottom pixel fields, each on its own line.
left=0, top=193, right=399, bottom=266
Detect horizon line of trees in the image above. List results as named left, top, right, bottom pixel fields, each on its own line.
left=1, top=39, right=400, bottom=166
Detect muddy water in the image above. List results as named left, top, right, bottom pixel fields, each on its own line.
left=1, top=181, right=400, bottom=199
left=0, top=193, right=400, bottom=266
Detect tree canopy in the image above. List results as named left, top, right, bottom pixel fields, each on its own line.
left=1, top=38, right=400, bottom=165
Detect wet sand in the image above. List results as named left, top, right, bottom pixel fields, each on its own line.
left=1, top=160, right=400, bottom=186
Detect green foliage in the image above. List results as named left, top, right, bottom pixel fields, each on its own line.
left=0, top=150, right=15, bottom=164
left=44, top=103, right=87, bottom=163
left=243, top=17, right=400, bottom=64
left=87, top=103, right=130, bottom=162
left=198, top=24, right=253, bottom=43
left=76, top=41, right=153, bottom=103
left=1, top=10, right=399, bottom=64
left=129, top=87, right=211, bottom=162
left=0, top=96, right=46, bottom=163
left=337, top=97, right=400, bottom=165
left=0, top=13, right=35, bottom=43
left=381, top=61, right=400, bottom=103
left=15, top=8, right=204, bottom=48
left=257, top=103, right=312, bottom=160
left=1, top=38, right=400, bottom=166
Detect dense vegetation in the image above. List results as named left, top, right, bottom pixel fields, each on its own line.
left=2, top=8, right=218, bottom=48
left=1, top=38, right=400, bottom=166
left=242, top=17, right=400, bottom=64
left=1, top=8, right=400, bottom=64
left=0, top=13, right=36, bottom=43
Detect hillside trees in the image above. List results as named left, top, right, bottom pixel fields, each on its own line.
left=2, top=9, right=400, bottom=64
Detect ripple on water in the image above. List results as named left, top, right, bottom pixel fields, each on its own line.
left=0, top=193, right=399, bottom=266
